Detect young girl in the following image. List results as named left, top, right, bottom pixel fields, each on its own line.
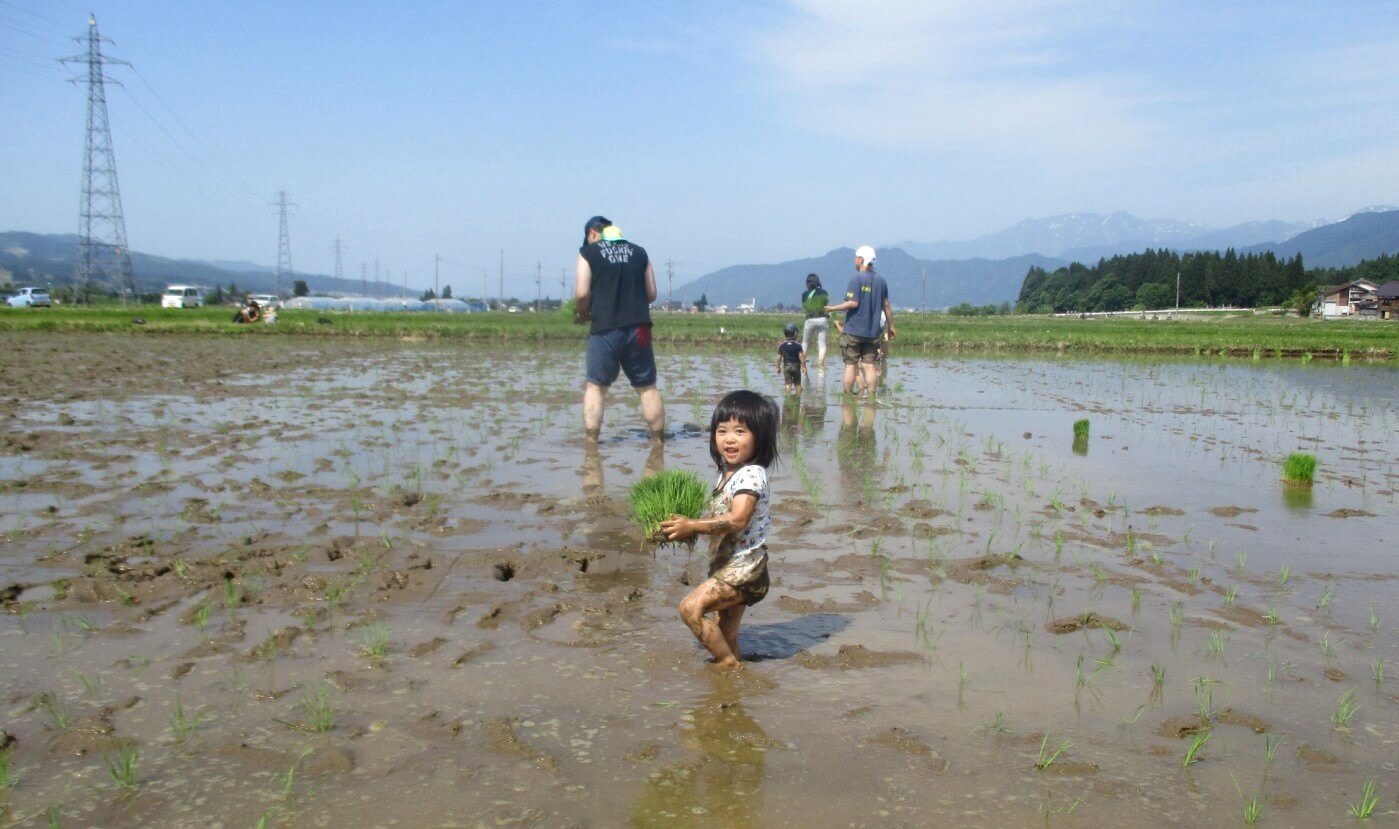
left=660, top=390, right=779, bottom=669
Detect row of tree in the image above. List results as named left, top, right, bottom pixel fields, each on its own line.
left=1016, top=249, right=1315, bottom=314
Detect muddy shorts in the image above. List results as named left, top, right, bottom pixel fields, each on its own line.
left=782, top=363, right=802, bottom=386
left=840, top=333, right=880, bottom=365
left=585, top=324, right=657, bottom=388
left=709, top=550, right=769, bottom=607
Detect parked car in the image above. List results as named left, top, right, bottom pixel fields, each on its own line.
left=7, top=287, right=52, bottom=308
left=248, top=294, right=282, bottom=310
left=161, top=285, right=204, bottom=308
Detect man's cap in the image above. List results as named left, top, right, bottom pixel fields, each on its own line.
left=784, top=322, right=799, bottom=336
left=601, top=225, right=624, bottom=241
left=856, top=245, right=877, bottom=263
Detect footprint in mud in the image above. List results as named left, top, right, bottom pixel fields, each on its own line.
left=861, top=727, right=949, bottom=770
left=1046, top=612, right=1130, bottom=634
left=796, top=643, right=922, bottom=670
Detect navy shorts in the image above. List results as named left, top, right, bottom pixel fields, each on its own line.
left=585, top=324, right=657, bottom=388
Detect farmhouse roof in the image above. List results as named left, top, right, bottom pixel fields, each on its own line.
left=1377, top=280, right=1399, bottom=299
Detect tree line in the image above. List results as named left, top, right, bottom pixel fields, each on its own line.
left=1016, top=249, right=1314, bottom=314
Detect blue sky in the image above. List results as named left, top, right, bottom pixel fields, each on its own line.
left=4, top=1, right=1399, bottom=295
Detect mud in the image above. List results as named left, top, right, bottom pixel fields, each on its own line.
left=0, top=334, right=1395, bottom=826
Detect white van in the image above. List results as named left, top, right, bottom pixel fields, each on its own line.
left=162, top=285, right=204, bottom=308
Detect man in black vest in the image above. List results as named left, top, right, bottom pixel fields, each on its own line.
left=574, top=215, right=665, bottom=441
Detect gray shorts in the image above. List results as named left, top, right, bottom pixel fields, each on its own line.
left=585, top=324, right=657, bottom=387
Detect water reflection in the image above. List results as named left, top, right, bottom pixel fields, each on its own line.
left=1281, top=483, right=1313, bottom=511
left=630, top=686, right=771, bottom=828
left=837, top=402, right=878, bottom=501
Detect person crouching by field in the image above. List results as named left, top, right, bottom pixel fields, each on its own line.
left=233, top=298, right=261, bottom=324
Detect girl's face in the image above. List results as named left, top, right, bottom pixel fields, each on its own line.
left=714, top=418, right=756, bottom=468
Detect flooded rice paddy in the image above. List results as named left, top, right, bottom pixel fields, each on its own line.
left=0, top=332, right=1396, bottom=827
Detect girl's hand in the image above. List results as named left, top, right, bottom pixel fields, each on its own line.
left=658, top=515, right=696, bottom=541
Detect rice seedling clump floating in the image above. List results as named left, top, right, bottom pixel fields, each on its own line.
left=1281, top=452, right=1317, bottom=486
left=628, top=469, right=710, bottom=543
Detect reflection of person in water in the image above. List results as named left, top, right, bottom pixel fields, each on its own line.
left=629, top=689, right=769, bottom=827
left=836, top=402, right=878, bottom=499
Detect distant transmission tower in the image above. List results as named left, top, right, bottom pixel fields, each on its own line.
left=332, top=236, right=344, bottom=285
left=273, top=190, right=294, bottom=297
left=62, top=15, right=136, bottom=303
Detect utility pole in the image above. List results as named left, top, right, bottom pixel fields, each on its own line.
left=62, top=15, right=136, bottom=304
left=434, top=254, right=441, bottom=311
left=561, top=268, right=567, bottom=304
left=498, top=249, right=505, bottom=309
left=1175, top=271, right=1181, bottom=311
left=272, top=190, right=294, bottom=298
left=403, top=270, right=407, bottom=302
left=360, top=261, right=367, bottom=297
left=666, top=259, right=674, bottom=311
left=333, top=236, right=344, bottom=286
left=921, top=268, right=927, bottom=313
left=535, top=262, right=542, bottom=313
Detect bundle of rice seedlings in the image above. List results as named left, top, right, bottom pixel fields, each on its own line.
left=628, top=469, right=710, bottom=542
left=1281, top=452, right=1317, bottom=486
left=1073, top=419, right=1090, bottom=441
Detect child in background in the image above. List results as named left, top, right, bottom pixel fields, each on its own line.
left=776, top=323, right=806, bottom=394
left=660, top=390, right=779, bottom=669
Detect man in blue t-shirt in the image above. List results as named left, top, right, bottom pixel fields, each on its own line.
left=574, top=215, right=665, bottom=441
left=825, top=245, right=895, bottom=398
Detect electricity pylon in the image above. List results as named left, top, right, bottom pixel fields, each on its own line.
left=61, top=15, right=136, bottom=303
left=273, top=191, right=294, bottom=297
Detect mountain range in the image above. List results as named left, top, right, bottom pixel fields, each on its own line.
left=0, top=231, right=401, bottom=298
left=677, top=208, right=1399, bottom=307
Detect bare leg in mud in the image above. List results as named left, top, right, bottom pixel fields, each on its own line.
left=718, top=605, right=746, bottom=660
left=679, top=578, right=746, bottom=668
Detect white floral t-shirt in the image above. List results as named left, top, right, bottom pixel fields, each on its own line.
left=709, top=464, right=770, bottom=568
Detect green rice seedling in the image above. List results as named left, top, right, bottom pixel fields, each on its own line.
left=958, top=661, right=968, bottom=704
left=627, top=469, right=709, bottom=541
left=1276, top=561, right=1291, bottom=587
left=0, top=747, right=15, bottom=789
left=1320, top=632, right=1338, bottom=659
left=1281, top=452, right=1317, bottom=485
left=45, top=804, right=61, bottom=828
left=1368, top=604, right=1380, bottom=631
left=1150, top=664, right=1165, bottom=687
left=1169, top=603, right=1185, bottom=626
left=224, top=575, right=240, bottom=609
left=1130, top=586, right=1142, bottom=614
left=1206, top=631, right=1226, bottom=659
left=1224, top=585, right=1238, bottom=607
left=1318, top=583, right=1335, bottom=610
left=1034, top=734, right=1071, bottom=770
left=36, top=693, right=70, bottom=731
left=355, top=622, right=391, bottom=658
left=1120, top=704, right=1146, bottom=727
left=1243, top=793, right=1262, bottom=825
left=1151, top=550, right=1164, bottom=566
left=1090, top=562, right=1109, bottom=583
left=1181, top=730, right=1210, bottom=767
left=193, top=601, right=212, bottom=631
left=1103, top=627, right=1122, bottom=653
left=1264, top=734, right=1280, bottom=768
left=1234, top=550, right=1247, bottom=569
left=1347, top=779, right=1379, bottom=820
left=299, top=684, right=335, bottom=733
left=105, top=745, right=139, bottom=790
left=1188, top=565, right=1201, bottom=584
left=171, top=696, right=206, bottom=741
left=1263, top=603, right=1280, bottom=625
left=1373, top=659, right=1385, bottom=690
left=1332, top=689, right=1358, bottom=727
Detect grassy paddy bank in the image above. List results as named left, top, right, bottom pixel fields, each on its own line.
left=0, top=306, right=1395, bottom=359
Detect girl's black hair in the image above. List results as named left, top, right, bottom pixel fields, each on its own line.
left=805, top=273, right=822, bottom=289
left=709, top=389, right=780, bottom=470
left=583, top=215, right=611, bottom=247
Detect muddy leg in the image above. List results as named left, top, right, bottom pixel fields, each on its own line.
left=718, top=604, right=746, bottom=660
left=678, top=579, right=745, bottom=668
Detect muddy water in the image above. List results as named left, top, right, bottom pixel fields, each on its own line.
left=1, top=333, right=1396, bottom=827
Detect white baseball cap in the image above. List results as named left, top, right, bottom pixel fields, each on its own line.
left=855, top=245, right=876, bottom=263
